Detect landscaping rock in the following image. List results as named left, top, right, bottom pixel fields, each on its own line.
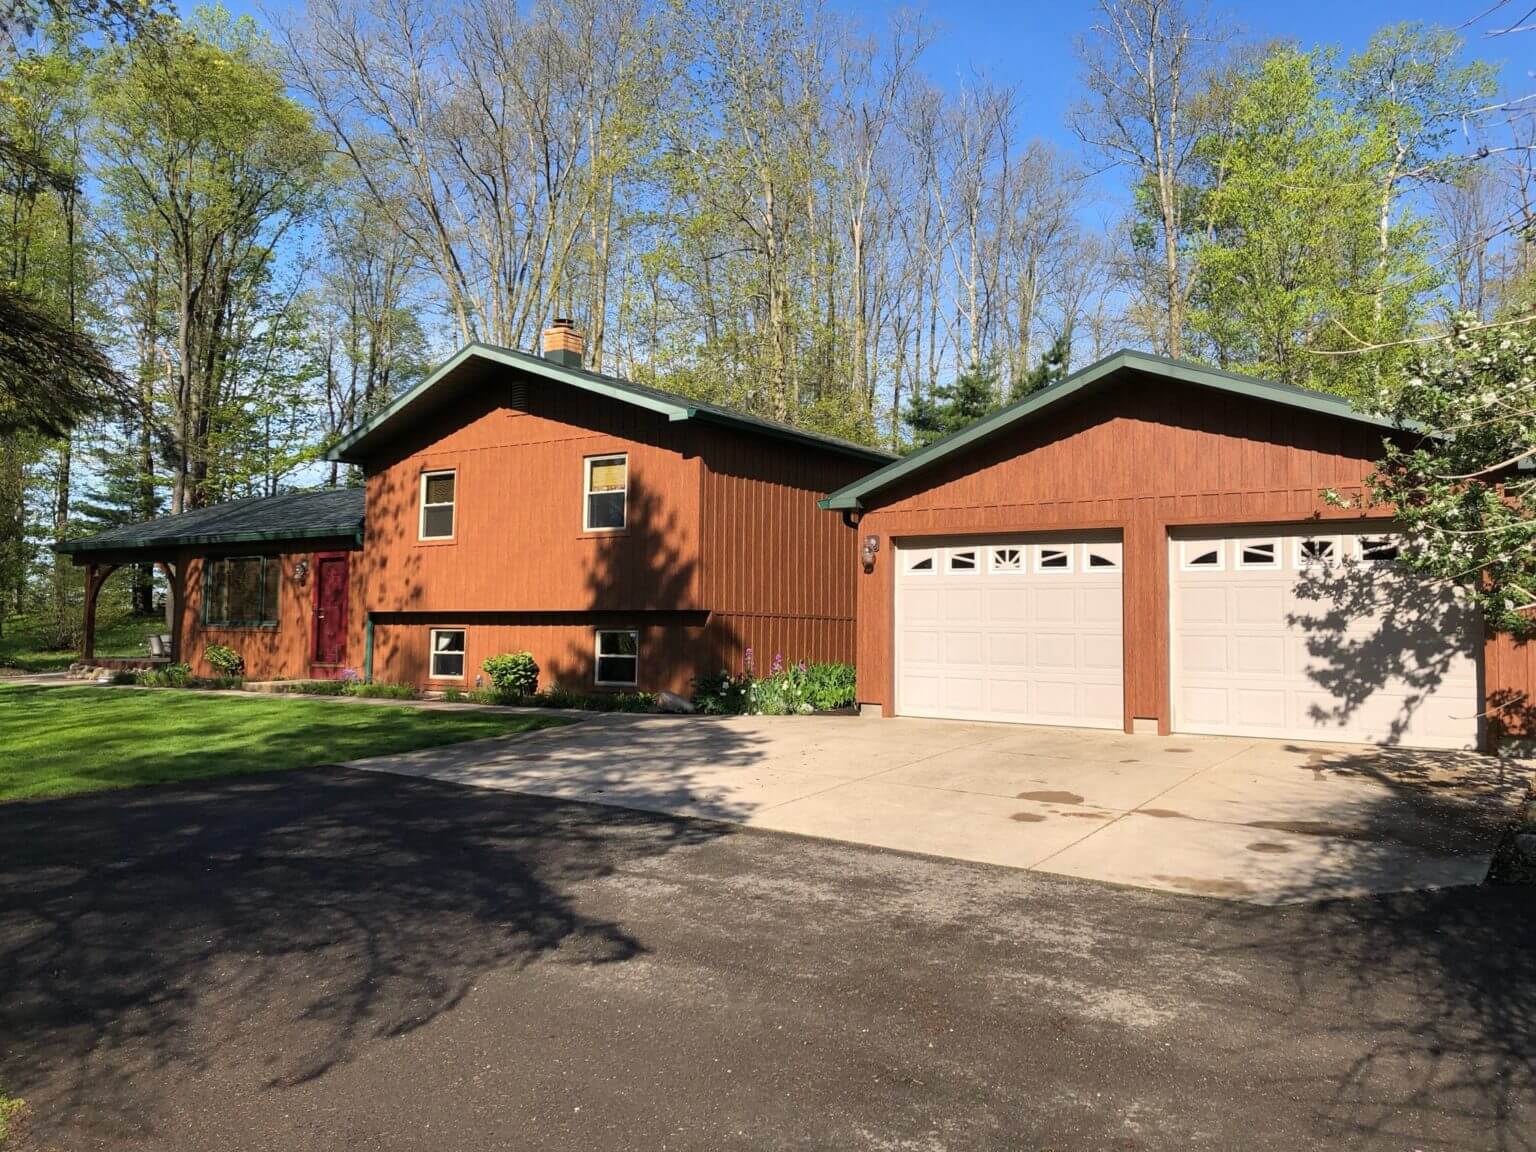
left=656, top=691, right=695, bottom=714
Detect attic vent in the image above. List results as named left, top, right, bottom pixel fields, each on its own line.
left=507, top=380, right=529, bottom=411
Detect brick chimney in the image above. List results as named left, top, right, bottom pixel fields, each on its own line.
left=541, top=318, right=584, bottom=369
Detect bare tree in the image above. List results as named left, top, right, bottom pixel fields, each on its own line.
left=1071, top=0, right=1230, bottom=357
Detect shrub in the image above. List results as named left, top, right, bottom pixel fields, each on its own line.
left=691, top=669, right=750, bottom=715
left=534, top=687, right=655, bottom=712
left=140, top=662, right=191, bottom=688
left=203, top=643, right=245, bottom=678
left=690, top=657, right=856, bottom=715
left=804, top=662, right=856, bottom=711
left=276, top=679, right=348, bottom=696
left=109, top=670, right=139, bottom=686
left=439, top=686, right=467, bottom=703
left=347, top=681, right=418, bottom=700
left=482, top=651, right=539, bottom=697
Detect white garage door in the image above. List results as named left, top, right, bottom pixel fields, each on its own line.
left=895, top=536, right=1124, bottom=728
left=1170, top=525, right=1482, bottom=749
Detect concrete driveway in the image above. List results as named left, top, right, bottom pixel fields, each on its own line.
left=347, top=714, right=1531, bottom=904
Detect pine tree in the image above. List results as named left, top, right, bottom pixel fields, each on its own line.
left=905, top=359, right=1002, bottom=448
left=1012, top=331, right=1071, bottom=400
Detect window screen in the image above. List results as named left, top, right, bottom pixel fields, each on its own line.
left=203, top=557, right=280, bottom=627
left=585, top=456, right=627, bottom=530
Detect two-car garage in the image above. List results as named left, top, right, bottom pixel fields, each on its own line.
left=892, top=524, right=1482, bottom=749
left=829, top=351, right=1509, bottom=752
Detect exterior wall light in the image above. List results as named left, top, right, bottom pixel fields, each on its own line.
left=292, top=558, right=310, bottom=583
left=861, top=534, right=880, bottom=571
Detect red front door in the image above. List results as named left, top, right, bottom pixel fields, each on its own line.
left=311, top=554, right=349, bottom=671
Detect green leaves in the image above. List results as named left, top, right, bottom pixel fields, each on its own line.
left=1365, top=317, right=1536, bottom=635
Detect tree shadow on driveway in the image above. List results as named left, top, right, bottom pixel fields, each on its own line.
left=0, top=767, right=734, bottom=1144
left=1207, top=883, right=1536, bottom=1150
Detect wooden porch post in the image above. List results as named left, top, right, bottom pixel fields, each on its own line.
left=156, top=560, right=183, bottom=662
left=81, top=562, right=117, bottom=663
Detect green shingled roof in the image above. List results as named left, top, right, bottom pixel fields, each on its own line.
left=55, top=488, right=364, bottom=558
left=324, top=341, right=897, bottom=466
left=819, top=349, right=1402, bottom=511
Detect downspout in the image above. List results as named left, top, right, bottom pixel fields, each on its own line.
left=363, top=613, right=374, bottom=683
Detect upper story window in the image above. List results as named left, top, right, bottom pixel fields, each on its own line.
left=203, top=556, right=279, bottom=628
left=419, top=470, right=456, bottom=540
left=584, top=454, right=628, bottom=531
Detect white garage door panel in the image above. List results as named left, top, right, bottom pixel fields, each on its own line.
left=1171, top=526, right=1482, bottom=749
left=896, top=536, right=1124, bottom=729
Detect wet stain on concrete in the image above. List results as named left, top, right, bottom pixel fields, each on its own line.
left=1152, top=875, right=1254, bottom=897
left=1010, top=812, right=1047, bottom=823
left=1246, top=841, right=1292, bottom=855
left=1064, top=811, right=1112, bottom=820
left=1017, top=791, right=1084, bottom=805
left=1165, top=747, right=1193, bottom=754
left=1247, top=819, right=1376, bottom=842
left=1138, top=809, right=1186, bottom=819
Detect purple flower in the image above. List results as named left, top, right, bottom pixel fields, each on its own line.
left=339, top=667, right=361, bottom=682
left=771, top=652, right=784, bottom=675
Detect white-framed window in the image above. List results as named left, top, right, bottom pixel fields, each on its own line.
left=419, top=470, right=456, bottom=540
left=1083, top=542, right=1122, bottom=571
left=989, top=546, right=1025, bottom=572
left=946, top=548, right=979, bottom=573
left=429, top=628, right=466, bottom=679
left=903, top=549, right=936, bottom=574
left=1356, top=534, right=1402, bottom=565
left=584, top=454, right=628, bottom=531
left=1295, top=536, right=1339, bottom=569
left=594, top=629, right=639, bottom=686
left=1180, top=540, right=1223, bottom=570
left=1034, top=545, right=1073, bottom=573
left=1236, top=539, right=1280, bottom=570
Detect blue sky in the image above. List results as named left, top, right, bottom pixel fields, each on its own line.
left=859, top=0, right=1517, bottom=148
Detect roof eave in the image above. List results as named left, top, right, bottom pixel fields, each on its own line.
left=54, top=524, right=364, bottom=559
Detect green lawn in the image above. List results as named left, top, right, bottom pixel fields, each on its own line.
left=0, top=611, right=165, bottom=673
left=0, top=685, right=572, bottom=803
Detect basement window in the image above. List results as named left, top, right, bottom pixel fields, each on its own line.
left=584, top=455, right=628, bottom=531
left=946, top=549, right=979, bottom=573
left=1181, top=541, right=1223, bottom=571
left=1237, top=539, right=1280, bottom=570
left=429, top=629, right=466, bottom=680
left=1035, top=546, right=1073, bottom=573
left=595, top=629, right=639, bottom=686
left=419, top=470, right=456, bottom=540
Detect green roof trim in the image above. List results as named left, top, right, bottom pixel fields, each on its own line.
left=818, top=349, right=1401, bottom=511
left=54, top=488, right=365, bottom=558
left=324, top=340, right=895, bottom=465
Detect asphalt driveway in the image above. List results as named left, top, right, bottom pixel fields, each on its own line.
left=0, top=770, right=1532, bottom=1151
left=347, top=714, right=1530, bottom=903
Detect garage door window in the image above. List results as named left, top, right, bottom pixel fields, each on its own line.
left=1034, top=546, right=1073, bottom=573
left=903, top=550, right=936, bottom=574
left=989, top=546, right=1025, bottom=572
left=1180, top=541, right=1223, bottom=570
left=946, top=549, right=979, bottom=573
left=1237, top=539, right=1280, bottom=569
left=1294, top=537, right=1338, bottom=568
left=1083, top=543, right=1122, bottom=570
left=1356, top=535, right=1401, bottom=564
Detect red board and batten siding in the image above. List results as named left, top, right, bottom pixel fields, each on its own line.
left=348, top=375, right=867, bottom=690
left=849, top=371, right=1536, bottom=745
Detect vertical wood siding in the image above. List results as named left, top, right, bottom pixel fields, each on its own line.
left=851, top=372, right=1536, bottom=743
